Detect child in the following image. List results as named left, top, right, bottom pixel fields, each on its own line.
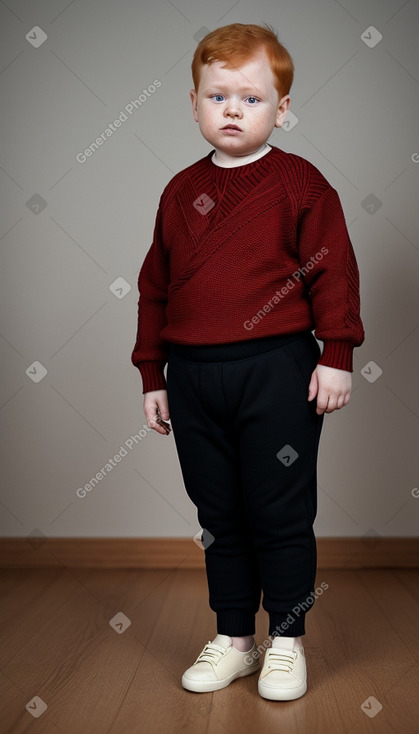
left=131, top=23, right=364, bottom=701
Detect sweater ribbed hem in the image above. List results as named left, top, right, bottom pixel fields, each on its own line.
left=318, top=341, right=354, bottom=372
left=138, top=361, right=167, bottom=394
left=216, top=610, right=256, bottom=637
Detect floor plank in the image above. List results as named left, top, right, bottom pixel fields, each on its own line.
left=1, top=568, right=418, bottom=733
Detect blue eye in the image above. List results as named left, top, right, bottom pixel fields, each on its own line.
left=246, top=96, right=259, bottom=104
left=212, top=94, right=224, bottom=102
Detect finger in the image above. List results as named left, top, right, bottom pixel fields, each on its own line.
left=144, top=405, right=168, bottom=435
left=157, top=398, right=170, bottom=420
left=155, top=413, right=172, bottom=434
left=307, top=370, right=318, bottom=402
left=335, top=392, right=351, bottom=410
left=325, top=399, right=338, bottom=413
left=154, top=402, right=171, bottom=433
left=151, top=417, right=170, bottom=435
left=316, top=392, right=329, bottom=415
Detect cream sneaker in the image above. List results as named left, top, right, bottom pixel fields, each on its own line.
left=181, top=634, right=261, bottom=692
left=258, top=639, right=307, bottom=701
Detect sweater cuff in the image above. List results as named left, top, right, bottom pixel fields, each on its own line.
left=317, top=341, right=354, bottom=372
left=138, top=361, right=167, bottom=394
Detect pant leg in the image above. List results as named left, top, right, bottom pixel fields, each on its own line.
left=222, top=332, right=324, bottom=638
left=166, top=350, right=262, bottom=636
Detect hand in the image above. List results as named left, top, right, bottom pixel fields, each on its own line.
left=143, top=389, right=171, bottom=435
left=308, top=365, right=352, bottom=415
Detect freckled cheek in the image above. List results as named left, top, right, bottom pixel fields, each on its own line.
left=249, top=116, right=270, bottom=133
left=199, top=108, right=219, bottom=130
left=255, top=112, right=276, bottom=132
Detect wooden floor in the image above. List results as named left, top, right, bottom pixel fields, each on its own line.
left=1, top=567, right=419, bottom=734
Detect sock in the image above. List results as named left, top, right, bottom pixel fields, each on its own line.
left=230, top=636, right=254, bottom=653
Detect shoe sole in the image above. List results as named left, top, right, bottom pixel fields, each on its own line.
left=258, top=680, right=307, bottom=701
left=182, top=662, right=261, bottom=693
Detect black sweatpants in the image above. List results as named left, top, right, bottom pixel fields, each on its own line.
left=166, top=330, right=324, bottom=639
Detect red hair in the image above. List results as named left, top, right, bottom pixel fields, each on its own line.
left=191, top=23, right=294, bottom=99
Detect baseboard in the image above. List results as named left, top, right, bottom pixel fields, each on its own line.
left=0, top=537, right=418, bottom=569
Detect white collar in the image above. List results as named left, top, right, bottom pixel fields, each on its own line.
left=212, top=143, right=272, bottom=168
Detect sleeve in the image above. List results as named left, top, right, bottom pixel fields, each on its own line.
left=296, top=184, right=365, bottom=372
left=131, top=198, right=170, bottom=394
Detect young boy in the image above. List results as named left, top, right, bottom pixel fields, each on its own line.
left=131, top=23, right=364, bottom=701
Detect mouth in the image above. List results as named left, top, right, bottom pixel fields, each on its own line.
left=221, top=124, right=242, bottom=131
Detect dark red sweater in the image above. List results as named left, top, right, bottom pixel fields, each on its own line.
left=132, top=145, right=365, bottom=394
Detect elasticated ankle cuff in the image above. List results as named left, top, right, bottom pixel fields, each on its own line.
left=269, top=613, right=306, bottom=638
left=216, top=610, right=256, bottom=636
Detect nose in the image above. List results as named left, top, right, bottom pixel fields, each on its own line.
left=224, top=96, right=242, bottom=119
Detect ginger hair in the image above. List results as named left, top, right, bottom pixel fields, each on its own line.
left=191, top=23, right=294, bottom=99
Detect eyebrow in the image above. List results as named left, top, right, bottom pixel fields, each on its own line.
left=204, top=86, right=262, bottom=94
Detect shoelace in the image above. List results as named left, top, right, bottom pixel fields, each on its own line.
left=264, top=649, right=296, bottom=673
left=194, top=641, right=229, bottom=666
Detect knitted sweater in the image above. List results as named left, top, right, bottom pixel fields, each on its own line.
left=132, top=145, right=365, bottom=394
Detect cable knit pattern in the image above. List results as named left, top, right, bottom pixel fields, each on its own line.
left=132, top=145, right=365, bottom=393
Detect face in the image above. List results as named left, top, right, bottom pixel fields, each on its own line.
left=190, top=49, right=290, bottom=158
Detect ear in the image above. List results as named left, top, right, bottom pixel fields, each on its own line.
left=190, top=89, right=199, bottom=122
left=275, top=94, right=291, bottom=128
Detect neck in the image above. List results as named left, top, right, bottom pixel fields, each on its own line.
left=212, top=143, right=271, bottom=168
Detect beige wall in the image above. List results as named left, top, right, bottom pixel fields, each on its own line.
left=1, top=0, right=418, bottom=541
